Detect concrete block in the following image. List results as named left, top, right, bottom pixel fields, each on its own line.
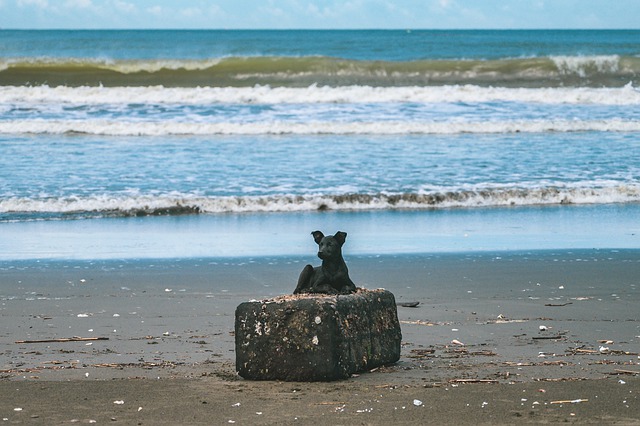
left=235, top=289, right=401, bottom=381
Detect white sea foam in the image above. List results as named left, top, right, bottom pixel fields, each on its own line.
left=551, top=55, right=621, bottom=77
left=2, top=185, right=639, bottom=218
left=1, top=118, right=639, bottom=136
left=1, top=84, right=639, bottom=106
left=0, top=57, right=225, bottom=73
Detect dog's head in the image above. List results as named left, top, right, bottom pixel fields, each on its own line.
left=312, top=230, right=347, bottom=260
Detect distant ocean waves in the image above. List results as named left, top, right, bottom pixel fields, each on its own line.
left=4, top=119, right=640, bottom=136
left=1, top=84, right=639, bottom=136
left=2, top=185, right=639, bottom=221
left=1, top=55, right=639, bottom=88
left=3, top=83, right=639, bottom=104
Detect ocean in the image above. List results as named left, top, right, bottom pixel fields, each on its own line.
left=1, top=30, right=639, bottom=260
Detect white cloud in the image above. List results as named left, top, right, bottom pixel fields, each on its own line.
left=180, top=7, right=202, bottom=18
left=207, top=4, right=223, bottom=16
left=114, top=0, right=135, bottom=14
left=147, top=5, right=163, bottom=16
left=305, top=3, right=336, bottom=19
left=17, top=0, right=48, bottom=7
left=65, top=0, right=92, bottom=8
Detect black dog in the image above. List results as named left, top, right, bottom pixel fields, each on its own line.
left=293, top=231, right=357, bottom=295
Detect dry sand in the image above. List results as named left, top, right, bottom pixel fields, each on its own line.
left=1, top=250, right=639, bottom=424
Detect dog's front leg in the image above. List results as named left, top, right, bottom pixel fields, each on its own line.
left=293, top=264, right=314, bottom=294
left=311, top=282, right=338, bottom=294
left=339, top=276, right=357, bottom=294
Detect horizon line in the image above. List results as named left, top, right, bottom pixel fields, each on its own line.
left=1, top=27, right=639, bottom=31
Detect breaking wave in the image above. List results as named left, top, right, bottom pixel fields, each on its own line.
left=2, top=118, right=639, bottom=136
left=2, top=83, right=639, bottom=105
left=1, top=55, right=639, bottom=88
left=2, top=185, right=639, bottom=221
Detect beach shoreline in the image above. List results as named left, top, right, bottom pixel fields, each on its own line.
left=2, top=27, right=640, bottom=424
left=2, top=250, right=639, bottom=423
left=3, top=203, right=639, bottom=261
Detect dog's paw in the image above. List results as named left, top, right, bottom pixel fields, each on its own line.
left=310, top=284, right=338, bottom=295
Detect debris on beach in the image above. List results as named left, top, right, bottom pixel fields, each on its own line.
left=449, top=379, right=499, bottom=384
left=532, top=334, right=566, bottom=340
left=92, top=360, right=183, bottom=369
left=489, top=315, right=529, bottom=324
left=567, top=346, right=639, bottom=356
left=534, top=377, right=588, bottom=382
left=611, top=369, right=640, bottom=376
left=15, top=337, right=109, bottom=344
left=400, top=319, right=440, bottom=326
left=445, top=348, right=497, bottom=357
left=397, top=301, right=420, bottom=308
left=550, top=399, right=588, bottom=404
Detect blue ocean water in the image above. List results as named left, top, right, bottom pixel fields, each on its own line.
left=0, top=30, right=639, bottom=259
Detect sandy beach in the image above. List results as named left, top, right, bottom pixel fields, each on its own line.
left=1, top=249, right=639, bottom=424
left=2, top=24, right=640, bottom=426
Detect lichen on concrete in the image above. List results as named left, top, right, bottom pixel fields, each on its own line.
left=235, top=289, right=401, bottom=381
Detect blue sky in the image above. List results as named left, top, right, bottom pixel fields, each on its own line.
left=2, top=0, right=639, bottom=29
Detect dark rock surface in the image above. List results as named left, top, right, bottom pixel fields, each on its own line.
left=235, top=289, right=402, bottom=381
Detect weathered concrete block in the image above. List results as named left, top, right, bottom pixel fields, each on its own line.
left=235, top=289, right=401, bottom=381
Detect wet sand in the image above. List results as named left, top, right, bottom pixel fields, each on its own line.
left=1, top=250, right=639, bottom=424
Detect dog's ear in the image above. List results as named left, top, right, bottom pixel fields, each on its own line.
left=333, top=231, right=347, bottom=246
left=311, top=230, right=325, bottom=245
